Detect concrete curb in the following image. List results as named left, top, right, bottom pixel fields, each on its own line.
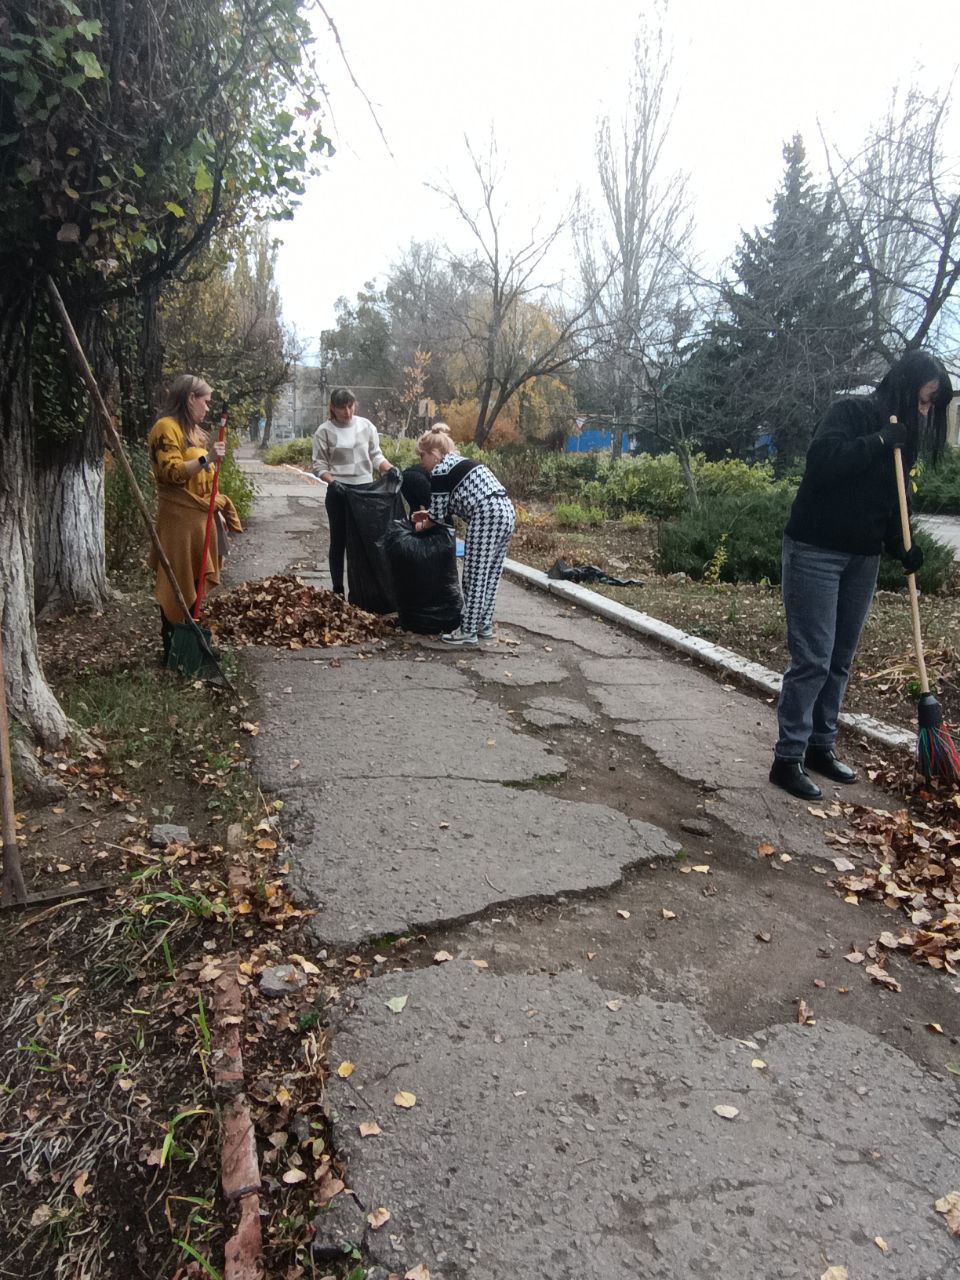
left=503, top=558, right=915, bottom=753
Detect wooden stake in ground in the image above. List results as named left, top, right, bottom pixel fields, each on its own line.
left=0, top=628, right=28, bottom=906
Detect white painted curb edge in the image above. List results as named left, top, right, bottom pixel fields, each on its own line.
left=503, top=558, right=915, bottom=753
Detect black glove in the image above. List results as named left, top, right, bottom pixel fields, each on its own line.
left=901, top=543, right=924, bottom=575
left=878, top=421, right=910, bottom=449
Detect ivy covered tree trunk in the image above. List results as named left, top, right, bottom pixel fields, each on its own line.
left=0, top=300, right=71, bottom=747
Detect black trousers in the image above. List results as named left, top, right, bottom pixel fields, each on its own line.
left=325, top=483, right=348, bottom=594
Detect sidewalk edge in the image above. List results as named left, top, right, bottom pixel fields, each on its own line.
left=502, top=559, right=915, bottom=753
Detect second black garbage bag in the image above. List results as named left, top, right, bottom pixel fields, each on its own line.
left=379, top=519, right=464, bottom=634
left=341, top=474, right=406, bottom=614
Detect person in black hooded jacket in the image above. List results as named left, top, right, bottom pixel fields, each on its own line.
left=770, top=350, right=954, bottom=800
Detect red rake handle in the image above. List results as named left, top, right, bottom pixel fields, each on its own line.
left=193, top=413, right=227, bottom=620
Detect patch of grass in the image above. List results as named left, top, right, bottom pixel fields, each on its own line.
left=59, top=665, right=252, bottom=823
left=554, top=502, right=605, bottom=528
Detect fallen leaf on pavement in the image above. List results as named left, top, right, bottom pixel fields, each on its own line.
left=616, top=909, right=631, bottom=919
left=433, top=950, right=453, bottom=964
left=755, top=930, right=771, bottom=943
left=820, top=1268, right=848, bottom=1280
left=405, top=1266, right=431, bottom=1280
left=359, top=1121, right=381, bottom=1137
left=336, top=1061, right=354, bottom=1078
left=864, top=963, right=901, bottom=992
left=367, top=1207, right=391, bottom=1230
left=927, top=1023, right=943, bottom=1034
left=660, top=908, right=676, bottom=920
left=605, top=999, right=622, bottom=1011
left=471, top=959, right=488, bottom=969
left=282, top=1168, right=307, bottom=1184
left=751, top=1059, right=767, bottom=1070
left=874, top=1236, right=889, bottom=1253
left=796, top=999, right=815, bottom=1025
left=934, top=1191, right=960, bottom=1235
left=394, top=1091, right=417, bottom=1109
left=845, top=949, right=865, bottom=964
left=691, top=864, right=710, bottom=874
left=757, top=842, right=775, bottom=857
left=385, top=995, right=408, bottom=1014
left=713, top=1104, right=739, bottom=1120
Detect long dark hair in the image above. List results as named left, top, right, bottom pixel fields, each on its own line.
left=875, top=351, right=953, bottom=462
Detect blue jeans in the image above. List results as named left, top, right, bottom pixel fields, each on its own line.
left=775, top=535, right=879, bottom=761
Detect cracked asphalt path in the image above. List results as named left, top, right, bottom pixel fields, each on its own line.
left=232, top=451, right=960, bottom=1280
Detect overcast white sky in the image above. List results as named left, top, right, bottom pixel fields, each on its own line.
left=274, top=0, right=960, bottom=360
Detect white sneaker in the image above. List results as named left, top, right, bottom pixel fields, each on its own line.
left=441, top=627, right=479, bottom=646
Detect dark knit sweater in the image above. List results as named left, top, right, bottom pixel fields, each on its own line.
left=785, top=395, right=914, bottom=557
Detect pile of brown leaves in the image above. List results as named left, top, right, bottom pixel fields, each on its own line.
left=207, top=575, right=391, bottom=648
left=835, top=781, right=960, bottom=976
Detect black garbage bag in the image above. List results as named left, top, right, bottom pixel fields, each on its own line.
left=342, top=474, right=406, bottom=614
left=547, top=558, right=644, bottom=587
left=379, top=519, right=463, bottom=634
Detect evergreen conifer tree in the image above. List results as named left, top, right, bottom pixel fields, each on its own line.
left=711, top=135, right=869, bottom=462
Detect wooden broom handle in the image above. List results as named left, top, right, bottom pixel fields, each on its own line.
left=891, top=420, right=930, bottom=695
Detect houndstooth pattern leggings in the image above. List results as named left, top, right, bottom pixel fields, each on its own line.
left=461, top=495, right=516, bottom=635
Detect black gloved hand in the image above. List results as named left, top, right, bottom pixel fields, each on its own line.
left=878, top=421, right=910, bottom=449
left=901, top=543, right=924, bottom=575
left=388, top=466, right=403, bottom=485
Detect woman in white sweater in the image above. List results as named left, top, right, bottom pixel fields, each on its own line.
left=312, top=387, right=398, bottom=595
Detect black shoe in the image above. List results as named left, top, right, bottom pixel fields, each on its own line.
left=769, top=757, right=823, bottom=800
left=804, top=745, right=857, bottom=784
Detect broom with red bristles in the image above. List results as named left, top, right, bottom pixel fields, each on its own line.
left=891, top=422, right=960, bottom=784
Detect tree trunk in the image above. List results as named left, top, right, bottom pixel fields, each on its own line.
left=34, top=447, right=111, bottom=617
left=0, top=300, right=72, bottom=747
left=261, top=392, right=274, bottom=447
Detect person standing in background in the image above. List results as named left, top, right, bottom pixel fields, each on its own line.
left=770, top=351, right=953, bottom=801
left=312, top=387, right=400, bottom=596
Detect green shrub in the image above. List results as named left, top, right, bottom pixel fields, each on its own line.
left=218, top=434, right=255, bottom=522
left=876, top=528, right=955, bottom=594
left=105, top=443, right=154, bottom=574
left=379, top=436, right=420, bottom=469
left=695, top=457, right=777, bottom=500
left=537, top=451, right=602, bottom=496
left=618, top=511, right=648, bottom=529
left=486, top=445, right=543, bottom=499
left=913, top=450, right=960, bottom=515
left=658, top=488, right=956, bottom=594
left=554, top=502, right=604, bottom=527
left=262, top=437, right=312, bottom=467
left=657, top=489, right=796, bottom=583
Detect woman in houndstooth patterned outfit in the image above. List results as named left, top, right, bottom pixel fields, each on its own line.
left=412, top=425, right=516, bottom=646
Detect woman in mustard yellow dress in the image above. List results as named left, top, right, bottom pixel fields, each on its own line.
left=147, top=375, right=241, bottom=663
